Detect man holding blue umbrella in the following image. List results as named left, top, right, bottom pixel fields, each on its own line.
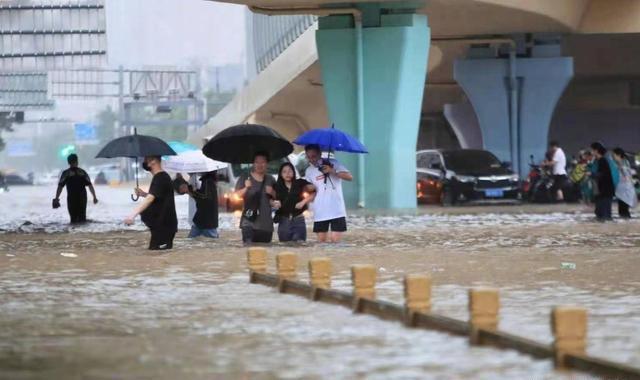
left=303, top=144, right=353, bottom=243
left=294, top=125, right=365, bottom=244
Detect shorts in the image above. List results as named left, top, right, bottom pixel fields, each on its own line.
left=551, top=174, right=568, bottom=194
left=313, top=217, right=347, bottom=233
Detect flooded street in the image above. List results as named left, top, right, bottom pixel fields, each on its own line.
left=1, top=186, right=639, bottom=379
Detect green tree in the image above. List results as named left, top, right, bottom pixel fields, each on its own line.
left=96, top=106, right=117, bottom=144
left=0, top=113, right=15, bottom=153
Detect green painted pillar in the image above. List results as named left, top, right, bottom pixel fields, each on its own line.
left=316, top=10, right=429, bottom=209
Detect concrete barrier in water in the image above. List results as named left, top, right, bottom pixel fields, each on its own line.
left=247, top=247, right=267, bottom=275
left=469, top=288, right=499, bottom=345
left=404, top=274, right=431, bottom=315
left=308, top=257, right=331, bottom=289
left=246, top=250, right=640, bottom=380
left=552, top=306, right=587, bottom=366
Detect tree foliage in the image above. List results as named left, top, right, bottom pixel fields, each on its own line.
left=0, top=113, right=15, bottom=153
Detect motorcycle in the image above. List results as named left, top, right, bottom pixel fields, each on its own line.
left=523, top=160, right=554, bottom=203
left=522, top=155, right=580, bottom=203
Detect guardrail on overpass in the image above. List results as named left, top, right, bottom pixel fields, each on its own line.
left=252, top=13, right=316, bottom=73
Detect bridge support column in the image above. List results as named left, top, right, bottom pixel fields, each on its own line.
left=454, top=47, right=573, bottom=177
left=316, top=7, right=429, bottom=209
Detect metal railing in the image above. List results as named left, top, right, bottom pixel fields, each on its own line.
left=252, top=13, right=316, bottom=73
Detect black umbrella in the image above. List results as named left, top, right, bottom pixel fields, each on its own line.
left=202, top=124, right=293, bottom=164
left=96, top=129, right=176, bottom=201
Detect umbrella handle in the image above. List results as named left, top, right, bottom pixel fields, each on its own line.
left=131, top=156, right=140, bottom=202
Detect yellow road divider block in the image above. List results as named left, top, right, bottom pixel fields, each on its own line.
left=351, top=264, right=377, bottom=300
left=276, top=252, right=298, bottom=280
left=469, top=288, right=500, bottom=344
left=309, top=257, right=332, bottom=289
left=247, top=247, right=267, bottom=274
left=552, top=306, right=587, bottom=367
left=404, top=274, right=432, bottom=314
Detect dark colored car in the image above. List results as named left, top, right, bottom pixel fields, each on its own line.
left=416, top=149, right=521, bottom=205
left=4, top=173, right=32, bottom=186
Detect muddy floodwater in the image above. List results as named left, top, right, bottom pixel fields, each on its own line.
left=1, top=186, right=639, bottom=379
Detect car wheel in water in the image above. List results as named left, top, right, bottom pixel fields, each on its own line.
left=441, top=189, right=453, bottom=206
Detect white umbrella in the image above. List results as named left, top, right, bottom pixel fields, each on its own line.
left=163, top=150, right=228, bottom=173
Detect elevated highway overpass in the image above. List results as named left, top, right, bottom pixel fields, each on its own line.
left=193, top=0, right=640, bottom=209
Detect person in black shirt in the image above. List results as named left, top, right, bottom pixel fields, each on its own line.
left=590, top=142, right=615, bottom=222
left=187, top=171, right=219, bottom=238
left=124, top=156, right=178, bottom=250
left=53, top=154, right=98, bottom=223
left=271, top=162, right=314, bottom=242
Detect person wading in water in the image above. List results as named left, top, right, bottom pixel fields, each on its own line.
left=124, top=156, right=178, bottom=250
left=53, top=154, right=98, bottom=223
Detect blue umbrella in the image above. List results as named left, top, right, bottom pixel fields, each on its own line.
left=167, top=141, right=198, bottom=154
left=293, top=124, right=368, bottom=153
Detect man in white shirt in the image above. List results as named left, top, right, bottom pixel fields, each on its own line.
left=544, top=141, right=567, bottom=201
left=304, top=144, right=353, bottom=243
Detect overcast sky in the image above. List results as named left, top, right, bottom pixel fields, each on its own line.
left=106, top=0, right=246, bottom=69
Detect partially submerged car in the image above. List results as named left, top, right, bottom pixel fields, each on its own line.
left=416, top=149, right=521, bottom=205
